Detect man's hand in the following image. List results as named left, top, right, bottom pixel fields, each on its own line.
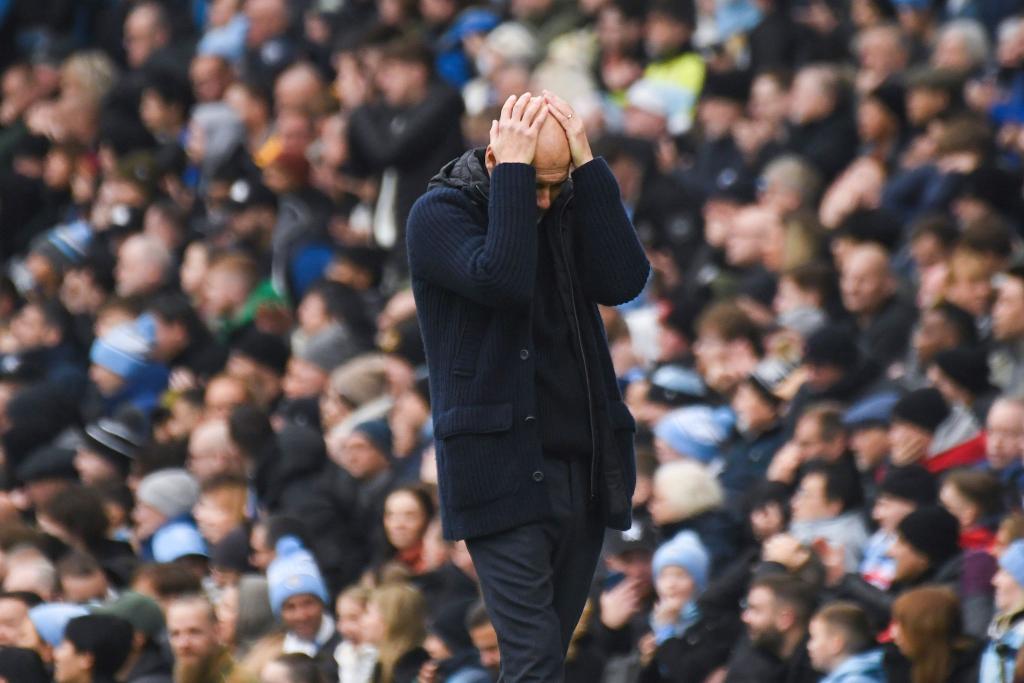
left=600, top=577, right=645, bottom=630
left=490, top=93, right=547, bottom=165
left=543, top=90, right=594, bottom=168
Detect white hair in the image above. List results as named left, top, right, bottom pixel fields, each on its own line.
left=939, top=19, right=991, bottom=68
left=653, top=460, right=724, bottom=521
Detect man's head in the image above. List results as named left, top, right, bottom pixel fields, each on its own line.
left=267, top=536, right=329, bottom=641
left=986, top=397, right=1024, bottom=471
left=993, top=267, right=1024, bottom=343
left=792, top=404, right=847, bottom=463
left=485, top=104, right=571, bottom=212
left=167, top=594, right=222, bottom=670
left=891, top=506, right=960, bottom=582
left=840, top=243, right=894, bottom=317
left=190, top=54, right=232, bottom=103
left=802, top=326, right=860, bottom=393
left=375, top=39, right=433, bottom=108
left=57, top=551, right=109, bottom=605
left=872, top=465, right=936, bottom=533
left=887, top=388, right=949, bottom=466
left=115, top=234, right=171, bottom=298
left=791, top=462, right=859, bottom=523
left=912, top=302, right=976, bottom=367
left=994, top=541, right=1024, bottom=614
left=0, top=593, right=35, bottom=647
left=54, top=614, right=133, bottom=683
left=245, top=0, right=289, bottom=47
left=742, top=574, right=817, bottom=657
left=466, top=601, right=499, bottom=674
left=187, top=419, right=244, bottom=482
left=807, top=602, right=874, bottom=674
left=789, top=64, right=841, bottom=125
left=10, top=300, right=68, bottom=351
left=124, top=1, right=171, bottom=70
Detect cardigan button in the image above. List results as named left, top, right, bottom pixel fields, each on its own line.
left=519, top=349, right=530, bottom=360
left=532, top=470, right=544, bottom=482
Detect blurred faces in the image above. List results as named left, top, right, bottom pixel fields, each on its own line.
left=807, top=617, right=843, bottom=673
left=912, top=308, right=961, bottom=367
left=840, top=245, right=893, bottom=317
left=742, top=586, right=786, bottom=652
left=53, top=640, right=92, bottom=683
left=133, top=502, right=167, bottom=541
left=168, top=600, right=221, bottom=668
left=281, top=593, right=325, bottom=641
left=889, top=535, right=930, bottom=582
left=336, top=596, right=366, bottom=644
left=124, top=4, right=169, bottom=70
left=888, top=421, right=932, bottom=467
left=872, top=494, right=916, bottom=533
left=383, top=490, right=429, bottom=552
left=789, top=69, right=835, bottom=124
left=282, top=358, right=328, bottom=400
left=337, top=431, right=390, bottom=479
left=939, top=481, right=977, bottom=530
left=985, top=399, right=1024, bottom=470
left=376, top=59, right=428, bottom=108
left=190, top=55, right=232, bottom=103
left=731, top=382, right=778, bottom=435
left=470, top=621, right=500, bottom=673
left=725, top=207, right=770, bottom=268
left=791, top=472, right=841, bottom=523
left=655, top=565, right=695, bottom=604
left=644, top=13, right=690, bottom=59
left=0, top=597, right=32, bottom=647
left=993, top=275, right=1024, bottom=342
left=994, top=567, right=1024, bottom=614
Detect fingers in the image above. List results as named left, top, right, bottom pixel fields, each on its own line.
left=527, top=103, right=548, bottom=132
left=500, top=94, right=516, bottom=122
left=543, top=90, right=574, bottom=118
left=489, top=119, right=498, bottom=144
left=522, top=95, right=545, bottom=127
left=511, top=92, right=532, bottom=120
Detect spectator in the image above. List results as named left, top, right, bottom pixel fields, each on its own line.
left=92, top=590, right=173, bottom=683
left=981, top=397, right=1024, bottom=506
left=55, top=614, right=134, bottom=683
left=884, top=586, right=982, bottom=683
left=806, top=602, right=884, bottom=683
left=362, top=583, right=430, bottom=683
left=167, top=593, right=254, bottom=682
left=789, top=462, right=869, bottom=571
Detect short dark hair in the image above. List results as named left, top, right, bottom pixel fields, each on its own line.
left=64, top=614, right=134, bottom=676
left=38, top=485, right=110, bottom=549
left=783, top=262, right=839, bottom=306
left=930, top=302, right=977, bottom=347
left=147, top=292, right=205, bottom=340
left=466, top=600, right=492, bottom=631
left=800, top=461, right=860, bottom=513
left=269, top=653, right=327, bottom=683
left=696, top=302, right=764, bottom=356
left=750, top=574, right=818, bottom=628
left=379, top=36, right=435, bottom=72
left=800, top=403, right=846, bottom=442
left=814, top=601, right=874, bottom=655
left=132, top=563, right=202, bottom=599
left=909, top=214, right=959, bottom=250
left=57, top=549, right=104, bottom=579
left=961, top=215, right=1014, bottom=257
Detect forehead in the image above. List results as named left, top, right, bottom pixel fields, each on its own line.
left=535, top=165, right=570, bottom=186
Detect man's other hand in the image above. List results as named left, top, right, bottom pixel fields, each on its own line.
left=489, top=93, right=548, bottom=165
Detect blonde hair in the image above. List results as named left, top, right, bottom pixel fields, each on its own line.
left=369, top=583, right=427, bottom=683
left=653, top=460, right=724, bottom=521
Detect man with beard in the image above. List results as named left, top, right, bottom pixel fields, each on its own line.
left=725, top=573, right=819, bottom=683
left=166, top=594, right=253, bottom=683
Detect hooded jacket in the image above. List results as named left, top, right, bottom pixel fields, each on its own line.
left=821, top=649, right=885, bottom=683
left=406, top=148, right=650, bottom=540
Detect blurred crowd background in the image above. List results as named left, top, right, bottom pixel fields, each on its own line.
left=2, top=0, right=1024, bottom=682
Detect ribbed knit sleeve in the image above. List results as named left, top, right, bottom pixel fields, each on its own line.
left=407, top=163, right=538, bottom=309
left=570, top=158, right=651, bottom=306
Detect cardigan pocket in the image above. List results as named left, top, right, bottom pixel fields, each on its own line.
left=435, top=402, right=520, bottom=509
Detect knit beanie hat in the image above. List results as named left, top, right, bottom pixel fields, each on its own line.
left=210, top=525, right=252, bottom=573
left=92, top=591, right=165, bottom=641
left=136, top=468, right=199, bottom=519
left=297, top=323, right=353, bottom=373
left=867, top=81, right=907, bottom=128
left=30, top=221, right=93, bottom=273
left=267, top=535, right=329, bottom=616
left=28, top=603, right=89, bottom=647
left=151, top=521, right=209, bottom=562
left=897, top=506, right=960, bottom=566
left=1000, top=540, right=1024, bottom=589
left=89, top=317, right=155, bottom=381
left=353, top=419, right=393, bottom=459
left=652, top=531, right=710, bottom=593
left=891, top=388, right=950, bottom=434
left=803, top=326, right=860, bottom=370
left=933, top=346, right=993, bottom=396
left=647, top=365, right=708, bottom=407
left=878, top=465, right=938, bottom=506
left=654, top=405, right=733, bottom=463
left=63, top=614, right=134, bottom=676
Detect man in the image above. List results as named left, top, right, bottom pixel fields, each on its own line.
left=888, top=387, right=984, bottom=474
left=406, top=90, right=649, bottom=682
left=54, top=614, right=133, bottom=683
left=980, top=540, right=1024, bottom=682
left=266, top=536, right=339, bottom=680
left=785, top=64, right=858, bottom=182
left=93, top=591, right=172, bottom=683
left=839, top=243, right=917, bottom=368
left=166, top=594, right=253, bottom=683
left=789, top=462, right=869, bottom=571
left=123, top=2, right=172, bottom=71
left=991, top=265, right=1024, bottom=394
left=981, top=397, right=1024, bottom=507
left=115, top=234, right=173, bottom=299
left=806, top=602, right=884, bottom=683
left=726, top=574, right=819, bottom=683
left=466, top=602, right=500, bottom=679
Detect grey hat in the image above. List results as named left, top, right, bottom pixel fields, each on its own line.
left=136, top=468, right=199, bottom=518
left=298, top=323, right=357, bottom=373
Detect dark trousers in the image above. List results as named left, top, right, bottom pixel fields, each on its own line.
left=465, top=454, right=606, bottom=683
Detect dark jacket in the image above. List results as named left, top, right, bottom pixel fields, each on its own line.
left=124, top=643, right=173, bottom=683
left=376, top=646, right=431, bottom=683
left=882, top=640, right=982, bottom=683
left=406, top=149, right=650, bottom=540
left=856, top=296, right=918, bottom=369
left=784, top=109, right=858, bottom=182
left=724, top=635, right=819, bottom=683
left=641, top=605, right=741, bottom=683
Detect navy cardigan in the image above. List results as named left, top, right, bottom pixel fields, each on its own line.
left=406, top=157, right=650, bottom=540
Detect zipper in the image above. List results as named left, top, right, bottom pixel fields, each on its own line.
left=557, top=197, right=598, bottom=502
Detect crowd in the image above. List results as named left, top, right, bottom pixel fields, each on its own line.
left=1, top=0, right=1024, bottom=681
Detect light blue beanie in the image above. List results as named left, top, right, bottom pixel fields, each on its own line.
left=90, top=317, right=155, bottom=380
left=654, top=405, right=733, bottom=463
left=152, top=521, right=209, bottom=562
left=652, top=531, right=710, bottom=593
left=28, top=603, right=89, bottom=647
left=1000, top=540, right=1024, bottom=588
left=267, top=535, right=329, bottom=616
